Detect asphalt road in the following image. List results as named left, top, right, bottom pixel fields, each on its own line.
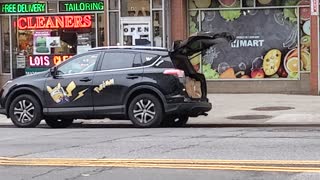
left=1, top=124, right=320, bottom=179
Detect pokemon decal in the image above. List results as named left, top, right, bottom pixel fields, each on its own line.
left=94, top=79, right=115, bottom=94
left=47, top=81, right=88, bottom=104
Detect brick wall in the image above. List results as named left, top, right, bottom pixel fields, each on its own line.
left=170, top=0, right=187, bottom=42
left=310, top=15, right=319, bottom=95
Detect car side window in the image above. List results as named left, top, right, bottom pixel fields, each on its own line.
left=101, top=52, right=137, bottom=70
left=57, top=53, right=100, bottom=75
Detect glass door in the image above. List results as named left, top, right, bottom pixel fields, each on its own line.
left=120, top=17, right=152, bottom=46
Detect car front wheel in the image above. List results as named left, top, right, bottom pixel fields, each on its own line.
left=45, top=118, right=74, bottom=128
left=9, top=94, right=43, bottom=128
left=128, top=94, right=163, bottom=128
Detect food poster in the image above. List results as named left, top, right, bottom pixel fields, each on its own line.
left=33, top=31, right=51, bottom=55
left=189, top=0, right=310, bottom=80
left=298, top=0, right=311, bottom=72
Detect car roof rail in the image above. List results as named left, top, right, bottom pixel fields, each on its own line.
left=89, top=46, right=168, bottom=52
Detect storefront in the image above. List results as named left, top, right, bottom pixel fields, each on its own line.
left=0, top=0, right=169, bottom=86
left=0, top=0, right=105, bottom=81
left=105, top=0, right=168, bottom=47
left=187, top=0, right=314, bottom=94
left=1, top=0, right=319, bottom=95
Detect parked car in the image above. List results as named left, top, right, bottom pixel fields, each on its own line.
left=0, top=32, right=234, bottom=128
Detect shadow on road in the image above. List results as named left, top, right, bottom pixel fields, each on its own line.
left=0, top=123, right=320, bottom=129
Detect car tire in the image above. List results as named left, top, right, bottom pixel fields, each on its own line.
left=128, top=94, right=163, bottom=128
left=45, top=118, right=74, bottom=128
left=9, top=94, right=43, bottom=128
left=161, top=115, right=189, bottom=127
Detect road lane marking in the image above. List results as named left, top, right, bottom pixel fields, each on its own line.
left=1, top=158, right=320, bottom=173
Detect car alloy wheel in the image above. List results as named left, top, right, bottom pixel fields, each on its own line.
left=9, top=95, right=42, bottom=128
left=133, top=99, right=156, bottom=124
left=128, top=94, right=163, bottom=128
left=14, top=100, right=35, bottom=124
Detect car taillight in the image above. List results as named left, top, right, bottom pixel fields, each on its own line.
left=164, top=69, right=186, bottom=85
left=163, top=69, right=185, bottom=78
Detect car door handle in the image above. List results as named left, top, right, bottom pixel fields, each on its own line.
left=80, top=77, right=92, bottom=82
left=126, top=75, right=139, bottom=79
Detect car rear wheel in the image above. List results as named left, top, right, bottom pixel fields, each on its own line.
left=128, top=94, right=163, bottom=128
left=161, top=115, right=189, bottom=127
left=45, top=118, right=74, bottom=128
left=9, top=95, right=42, bottom=128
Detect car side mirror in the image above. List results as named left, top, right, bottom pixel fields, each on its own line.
left=50, top=67, right=57, bottom=78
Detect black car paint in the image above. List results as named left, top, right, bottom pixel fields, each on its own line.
left=0, top=49, right=204, bottom=119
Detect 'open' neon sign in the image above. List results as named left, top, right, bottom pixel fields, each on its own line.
left=17, top=15, right=92, bottom=30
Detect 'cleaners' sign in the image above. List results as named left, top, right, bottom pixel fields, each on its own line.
left=17, top=15, right=92, bottom=30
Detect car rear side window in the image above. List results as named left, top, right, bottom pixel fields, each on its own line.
left=141, top=53, right=160, bottom=66
left=154, top=56, right=175, bottom=68
left=101, top=52, right=138, bottom=70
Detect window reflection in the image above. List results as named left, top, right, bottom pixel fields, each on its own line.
left=121, top=0, right=150, bottom=16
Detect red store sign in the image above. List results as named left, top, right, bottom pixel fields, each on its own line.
left=17, top=15, right=92, bottom=30
left=28, top=55, right=73, bottom=68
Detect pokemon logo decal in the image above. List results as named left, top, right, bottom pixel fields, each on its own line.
left=47, top=81, right=88, bottom=104
left=94, top=79, right=115, bottom=94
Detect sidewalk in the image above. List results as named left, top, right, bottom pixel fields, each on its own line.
left=1, top=94, right=320, bottom=126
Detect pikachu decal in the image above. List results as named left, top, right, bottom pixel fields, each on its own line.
left=47, top=81, right=87, bottom=104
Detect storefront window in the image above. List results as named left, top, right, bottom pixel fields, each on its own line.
left=189, top=10, right=199, bottom=35
left=1, top=16, right=10, bottom=73
left=256, top=0, right=308, bottom=7
left=188, top=0, right=311, bottom=80
left=298, top=2, right=311, bottom=72
left=98, top=14, right=105, bottom=46
left=153, top=0, right=162, bottom=8
left=188, top=0, right=309, bottom=8
left=109, top=12, right=120, bottom=46
left=110, top=0, right=119, bottom=10
left=48, top=1, right=58, bottom=13
left=153, top=11, right=163, bottom=47
left=121, top=0, right=150, bottom=16
left=191, top=8, right=300, bottom=80
left=189, top=0, right=241, bottom=9
left=242, top=0, right=255, bottom=7
left=12, top=14, right=97, bottom=77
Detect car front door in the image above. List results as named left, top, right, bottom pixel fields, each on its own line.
left=44, top=52, right=101, bottom=115
left=92, top=51, right=143, bottom=115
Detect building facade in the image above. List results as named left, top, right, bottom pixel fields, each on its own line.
left=0, top=0, right=319, bottom=95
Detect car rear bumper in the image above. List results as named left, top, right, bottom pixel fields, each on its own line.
left=165, top=100, right=212, bottom=117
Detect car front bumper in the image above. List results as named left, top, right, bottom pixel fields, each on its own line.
left=165, top=100, right=212, bottom=117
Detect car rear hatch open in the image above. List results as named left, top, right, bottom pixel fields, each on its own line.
left=169, top=32, right=234, bottom=100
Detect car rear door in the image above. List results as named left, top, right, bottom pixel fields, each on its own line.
left=92, top=51, right=143, bottom=115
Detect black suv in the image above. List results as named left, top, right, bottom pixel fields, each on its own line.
left=0, top=32, right=233, bottom=128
